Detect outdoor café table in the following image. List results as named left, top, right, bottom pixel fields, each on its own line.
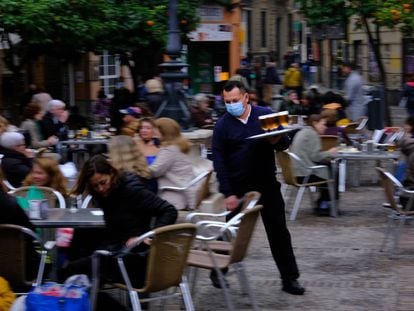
left=57, top=138, right=109, bottom=168
left=331, top=149, right=400, bottom=193
left=31, top=208, right=105, bottom=228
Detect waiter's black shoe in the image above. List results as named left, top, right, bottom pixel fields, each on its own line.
left=210, top=270, right=229, bottom=288
left=282, top=279, right=305, bottom=295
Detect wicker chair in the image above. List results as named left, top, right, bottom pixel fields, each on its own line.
left=276, top=150, right=336, bottom=220
left=91, top=223, right=197, bottom=311
left=320, top=135, right=339, bottom=151
left=187, top=205, right=263, bottom=311
left=0, top=224, right=54, bottom=293
left=376, top=167, right=414, bottom=258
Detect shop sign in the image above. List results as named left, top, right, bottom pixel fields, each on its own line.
left=188, top=24, right=233, bottom=42
left=198, top=5, right=224, bottom=22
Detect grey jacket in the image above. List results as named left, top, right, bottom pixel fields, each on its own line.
left=20, top=119, right=49, bottom=149
left=290, top=126, right=332, bottom=180
left=149, top=145, right=197, bottom=210
left=344, top=71, right=365, bottom=121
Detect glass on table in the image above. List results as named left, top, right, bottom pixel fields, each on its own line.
left=387, top=143, right=396, bottom=152
left=67, top=130, right=75, bottom=139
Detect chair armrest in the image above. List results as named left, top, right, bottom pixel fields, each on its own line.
left=186, top=211, right=230, bottom=223
left=44, top=241, right=56, bottom=251
left=159, top=170, right=211, bottom=193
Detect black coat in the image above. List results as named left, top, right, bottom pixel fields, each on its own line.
left=0, top=189, right=34, bottom=230
left=92, top=173, right=177, bottom=246
left=0, top=146, right=33, bottom=188
left=39, top=112, right=68, bottom=140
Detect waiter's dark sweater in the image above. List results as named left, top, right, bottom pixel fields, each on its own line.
left=212, top=105, right=290, bottom=197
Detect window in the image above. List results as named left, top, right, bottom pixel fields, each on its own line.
left=99, top=51, right=121, bottom=96
left=261, top=11, right=267, bottom=48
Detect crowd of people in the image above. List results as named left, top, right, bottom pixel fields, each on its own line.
left=2, top=62, right=414, bottom=309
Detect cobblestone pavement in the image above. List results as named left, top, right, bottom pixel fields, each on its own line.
left=188, top=182, right=414, bottom=311
left=113, top=106, right=413, bottom=310
left=186, top=107, right=413, bottom=310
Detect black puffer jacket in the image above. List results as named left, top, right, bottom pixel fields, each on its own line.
left=0, top=189, right=34, bottom=230
left=0, top=146, right=33, bottom=188
left=92, top=172, right=177, bottom=245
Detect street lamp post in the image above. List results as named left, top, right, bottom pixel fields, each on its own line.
left=156, top=0, right=191, bottom=128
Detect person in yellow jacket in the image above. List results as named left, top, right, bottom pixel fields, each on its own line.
left=0, top=277, right=15, bottom=311
left=283, top=62, right=303, bottom=98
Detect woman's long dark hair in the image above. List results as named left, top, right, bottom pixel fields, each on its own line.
left=72, top=155, right=120, bottom=195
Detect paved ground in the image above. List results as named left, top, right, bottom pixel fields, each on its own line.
left=186, top=106, right=414, bottom=310
left=107, top=106, right=414, bottom=310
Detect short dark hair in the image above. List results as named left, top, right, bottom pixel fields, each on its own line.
left=223, top=80, right=247, bottom=94
left=342, top=61, right=356, bottom=70
left=23, top=103, right=42, bottom=120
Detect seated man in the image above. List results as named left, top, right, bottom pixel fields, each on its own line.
left=0, top=132, right=34, bottom=188
left=39, top=99, right=69, bottom=141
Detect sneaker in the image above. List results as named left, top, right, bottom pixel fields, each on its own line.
left=382, top=203, right=391, bottom=209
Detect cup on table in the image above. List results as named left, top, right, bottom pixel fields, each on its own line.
left=387, top=143, right=396, bottom=152
left=67, top=130, right=75, bottom=139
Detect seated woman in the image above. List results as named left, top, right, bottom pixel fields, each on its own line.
left=0, top=132, right=34, bottom=188
left=149, top=117, right=197, bottom=210
left=190, top=93, right=213, bottom=128
left=62, top=155, right=177, bottom=287
left=135, top=117, right=160, bottom=166
left=22, top=156, right=68, bottom=197
left=321, top=109, right=352, bottom=145
left=290, top=114, right=337, bottom=216
left=108, top=135, right=155, bottom=192
left=20, top=103, right=58, bottom=149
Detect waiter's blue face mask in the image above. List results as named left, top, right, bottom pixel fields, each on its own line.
left=225, top=95, right=246, bottom=117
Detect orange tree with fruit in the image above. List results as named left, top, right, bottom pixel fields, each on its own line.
left=296, top=0, right=414, bottom=125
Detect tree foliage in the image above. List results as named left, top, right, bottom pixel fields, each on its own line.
left=0, top=0, right=202, bottom=62
left=296, top=0, right=414, bottom=37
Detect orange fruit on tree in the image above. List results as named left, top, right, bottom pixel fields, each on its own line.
left=146, top=20, right=155, bottom=26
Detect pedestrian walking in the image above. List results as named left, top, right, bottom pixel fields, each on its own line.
left=342, top=61, right=365, bottom=121
left=402, top=73, right=414, bottom=117
left=212, top=80, right=305, bottom=295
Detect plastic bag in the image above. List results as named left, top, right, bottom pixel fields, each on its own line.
left=26, top=275, right=91, bottom=311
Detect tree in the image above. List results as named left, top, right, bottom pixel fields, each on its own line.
left=0, top=0, right=204, bottom=108
left=296, top=0, right=414, bottom=124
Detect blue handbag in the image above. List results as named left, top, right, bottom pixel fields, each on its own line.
left=26, top=282, right=91, bottom=311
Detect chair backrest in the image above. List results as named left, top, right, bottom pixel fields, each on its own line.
left=142, top=223, right=197, bottom=293
left=356, top=117, right=368, bottom=131
left=376, top=167, right=402, bottom=212
left=229, top=205, right=263, bottom=264
left=240, top=191, right=261, bottom=211
left=320, top=135, right=339, bottom=151
left=276, top=151, right=298, bottom=186
left=344, top=122, right=359, bottom=134
left=0, top=224, right=42, bottom=290
left=194, top=170, right=213, bottom=210
left=10, top=186, right=66, bottom=209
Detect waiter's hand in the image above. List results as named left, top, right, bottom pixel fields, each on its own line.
left=225, top=195, right=240, bottom=211
left=267, top=134, right=282, bottom=144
